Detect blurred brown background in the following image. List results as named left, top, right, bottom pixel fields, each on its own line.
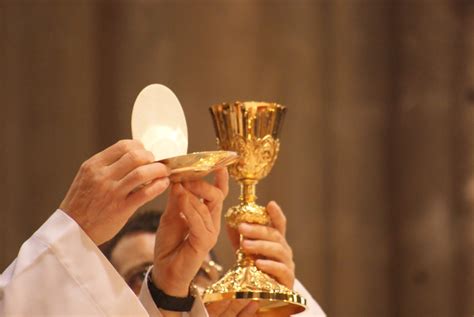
left=1, top=0, right=474, bottom=316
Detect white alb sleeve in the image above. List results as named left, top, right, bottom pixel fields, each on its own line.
left=293, top=279, right=326, bottom=316
left=0, top=209, right=150, bottom=316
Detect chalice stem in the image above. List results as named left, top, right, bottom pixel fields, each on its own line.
left=241, top=182, right=257, bottom=203
left=236, top=182, right=264, bottom=266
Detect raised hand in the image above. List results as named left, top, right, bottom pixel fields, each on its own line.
left=151, top=168, right=229, bottom=297
left=60, top=139, right=170, bottom=245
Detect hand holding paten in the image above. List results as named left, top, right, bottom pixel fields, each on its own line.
left=60, top=140, right=170, bottom=245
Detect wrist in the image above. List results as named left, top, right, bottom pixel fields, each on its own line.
left=59, top=207, right=101, bottom=245
left=152, top=266, right=192, bottom=297
left=147, top=271, right=195, bottom=312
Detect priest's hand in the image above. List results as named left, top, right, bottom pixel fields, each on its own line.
left=206, top=300, right=259, bottom=317
left=227, top=201, right=296, bottom=289
left=60, top=140, right=170, bottom=245
left=151, top=168, right=229, bottom=298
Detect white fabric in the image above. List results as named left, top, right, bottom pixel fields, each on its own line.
left=140, top=267, right=325, bottom=317
left=293, top=279, right=326, bottom=316
left=0, top=209, right=325, bottom=316
left=0, top=209, right=202, bottom=316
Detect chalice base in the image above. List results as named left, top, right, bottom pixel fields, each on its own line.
left=203, top=262, right=307, bottom=316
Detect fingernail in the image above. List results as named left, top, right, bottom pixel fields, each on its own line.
left=242, top=239, right=252, bottom=248
left=156, top=162, right=171, bottom=175
left=239, top=223, right=251, bottom=232
left=156, top=177, right=169, bottom=187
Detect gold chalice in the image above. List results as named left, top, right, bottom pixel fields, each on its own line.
left=204, top=102, right=307, bottom=316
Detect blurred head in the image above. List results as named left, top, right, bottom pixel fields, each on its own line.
left=102, top=210, right=222, bottom=294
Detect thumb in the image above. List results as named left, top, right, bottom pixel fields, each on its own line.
left=158, top=183, right=188, bottom=241
left=162, top=183, right=186, bottom=220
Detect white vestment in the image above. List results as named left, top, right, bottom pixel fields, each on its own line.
left=0, top=209, right=325, bottom=316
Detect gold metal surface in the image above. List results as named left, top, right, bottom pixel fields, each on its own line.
left=204, top=102, right=307, bottom=315
left=159, top=151, right=238, bottom=182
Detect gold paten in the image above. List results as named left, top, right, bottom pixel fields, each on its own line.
left=159, top=151, right=238, bottom=182
left=204, top=102, right=307, bottom=316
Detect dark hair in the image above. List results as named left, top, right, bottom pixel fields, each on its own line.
left=101, top=210, right=162, bottom=260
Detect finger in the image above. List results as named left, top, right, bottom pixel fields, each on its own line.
left=221, top=300, right=251, bottom=317
left=159, top=184, right=189, bottom=243
left=91, top=139, right=144, bottom=166
left=238, top=223, right=285, bottom=245
left=266, top=201, right=286, bottom=236
left=255, top=259, right=295, bottom=289
left=119, top=162, right=170, bottom=194
left=214, top=168, right=229, bottom=197
left=180, top=196, right=209, bottom=246
left=164, top=183, right=187, bottom=218
left=183, top=180, right=224, bottom=228
left=106, top=149, right=156, bottom=180
left=241, top=239, right=292, bottom=267
left=206, top=301, right=231, bottom=316
left=161, top=184, right=195, bottom=239
left=183, top=180, right=224, bottom=205
left=186, top=188, right=214, bottom=233
left=237, top=302, right=259, bottom=317
left=125, top=177, right=170, bottom=210
left=226, top=225, right=241, bottom=251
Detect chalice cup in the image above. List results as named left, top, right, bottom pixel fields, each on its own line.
left=204, top=102, right=307, bottom=316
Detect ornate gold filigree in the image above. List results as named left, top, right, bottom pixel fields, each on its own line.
left=204, top=263, right=293, bottom=294
left=206, top=102, right=307, bottom=315
left=225, top=202, right=269, bottom=228
left=217, top=135, right=280, bottom=181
